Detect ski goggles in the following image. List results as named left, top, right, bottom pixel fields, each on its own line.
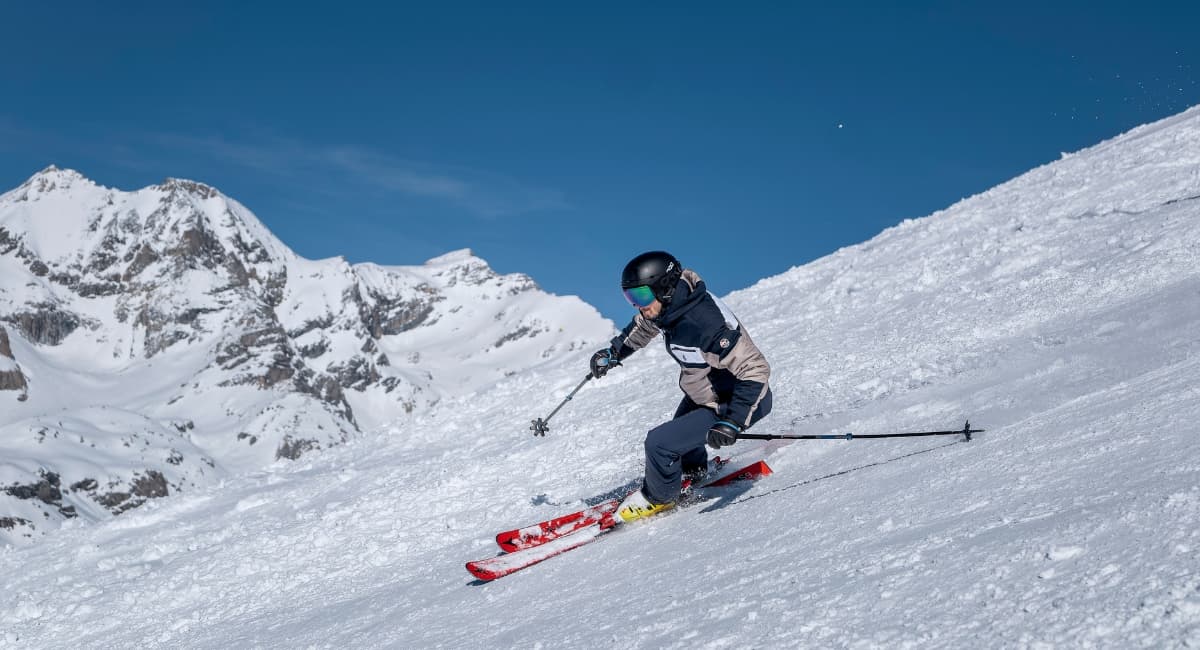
left=622, top=284, right=657, bottom=308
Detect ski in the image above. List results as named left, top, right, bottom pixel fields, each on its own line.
left=495, top=500, right=619, bottom=553
left=494, top=457, right=755, bottom=552
left=466, top=459, right=772, bottom=582
left=467, top=521, right=612, bottom=582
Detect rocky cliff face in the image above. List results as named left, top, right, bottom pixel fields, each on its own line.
left=0, top=167, right=612, bottom=543
left=0, top=326, right=28, bottom=399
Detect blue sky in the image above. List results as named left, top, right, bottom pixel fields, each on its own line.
left=3, top=2, right=1197, bottom=323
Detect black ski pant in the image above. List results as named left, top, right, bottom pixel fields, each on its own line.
left=641, top=389, right=772, bottom=504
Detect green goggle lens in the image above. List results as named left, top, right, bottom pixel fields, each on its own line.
left=622, top=285, right=657, bottom=308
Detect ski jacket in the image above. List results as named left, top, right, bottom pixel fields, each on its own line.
left=610, top=269, right=771, bottom=429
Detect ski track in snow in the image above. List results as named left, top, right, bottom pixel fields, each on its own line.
left=4, top=108, right=1200, bottom=648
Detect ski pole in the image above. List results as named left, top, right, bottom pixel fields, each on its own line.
left=529, top=373, right=594, bottom=436
left=737, top=420, right=982, bottom=442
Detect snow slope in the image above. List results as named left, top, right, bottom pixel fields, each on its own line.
left=3, top=106, right=1200, bottom=648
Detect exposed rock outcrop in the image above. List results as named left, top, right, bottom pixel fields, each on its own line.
left=0, top=325, right=28, bottom=399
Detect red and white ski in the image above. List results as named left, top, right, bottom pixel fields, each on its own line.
left=467, top=521, right=613, bottom=582
left=466, top=459, right=772, bottom=582
left=494, top=458, right=769, bottom=552
left=494, top=499, right=620, bottom=553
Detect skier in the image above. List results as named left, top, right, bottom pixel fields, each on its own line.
left=590, top=251, right=772, bottom=523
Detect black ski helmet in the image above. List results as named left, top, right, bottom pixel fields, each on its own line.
left=621, top=251, right=683, bottom=304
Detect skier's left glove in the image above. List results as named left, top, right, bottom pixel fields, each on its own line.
left=589, top=347, right=619, bottom=378
left=706, top=420, right=742, bottom=449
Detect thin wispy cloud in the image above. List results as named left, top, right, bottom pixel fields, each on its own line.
left=148, top=132, right=568, bottom=218
left=324, top=147, right=568, bottom=218
left=152, top=134, right=299, bottom=175
left=0, top=118, right=79, bottom=158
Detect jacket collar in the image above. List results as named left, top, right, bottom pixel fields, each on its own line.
left=655, top=270, right=705, bottom=327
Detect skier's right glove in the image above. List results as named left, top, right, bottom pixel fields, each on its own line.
left=589, top=347, right=619, bottom=378
left=706, top=420, right=742, bottom=449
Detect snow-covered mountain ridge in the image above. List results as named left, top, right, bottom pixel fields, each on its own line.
left=0, top=169, right=611, bottom=542
left=2, top=105, right=1199, bottom=648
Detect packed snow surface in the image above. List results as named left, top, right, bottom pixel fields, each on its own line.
left=3, top=107, right=1200, bottom=648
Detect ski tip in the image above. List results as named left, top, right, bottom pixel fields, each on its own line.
left=465, top=561, right=500, bottom=582
left=495, top=532, right=519, bottom=553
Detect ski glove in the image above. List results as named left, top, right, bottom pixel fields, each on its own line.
left=706, top=420, right=742, bottom=449
left=589, top=347, right=619, bottom=378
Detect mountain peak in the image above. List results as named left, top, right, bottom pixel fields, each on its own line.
left=20, top=166, right=95, bottom=195
left=424, top=248, right=478, bottom=266
left=157, top=177, right=220, bottom=200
